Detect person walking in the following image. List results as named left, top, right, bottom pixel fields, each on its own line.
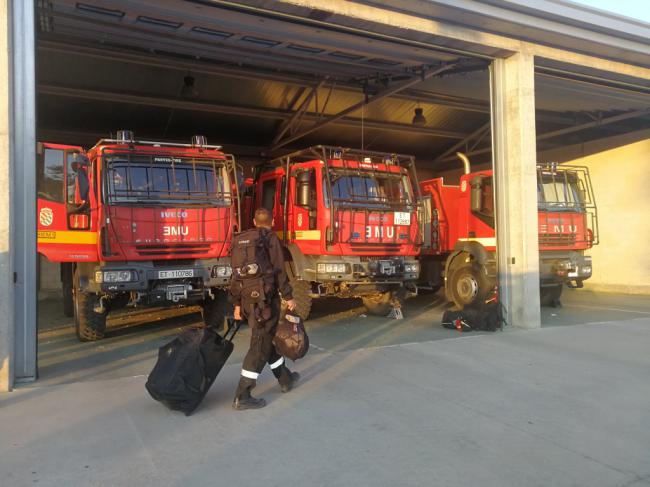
left=229, top=207, right=300, bottom=410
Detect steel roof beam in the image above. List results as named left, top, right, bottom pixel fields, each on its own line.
left=270, top=62, right=459, bottom=150
left=436, top=106, right=650, bottom=162
left=433, top=122, right=491, bottom=163
left=39, top=84, right=469, bottom=140
left=271, top=80, right=327, bottom=146
left=38, top=40, right=490, bottom=113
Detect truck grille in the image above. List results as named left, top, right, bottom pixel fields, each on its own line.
left=350, top=243, right=402, bottom=253
left=538, top=234, right=577, bottom=246
left=135, top=243, right=212, bottom=256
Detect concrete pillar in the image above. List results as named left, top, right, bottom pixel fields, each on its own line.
left=0, top=0, right=37, bottom=391
left=0, top=0, right=13, bottom=392
left=491, top=52, right=541, bottom=329
left=11, top=0, right=37, bottom=383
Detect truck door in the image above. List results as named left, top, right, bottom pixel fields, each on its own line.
left=37, top=144, right=97, bottom=262
left=419, top=194, right=432, bottom=249
left=37, top=143, right=98, bottom=262
left=257, top=172, right=284, bottom=234
left=65, top=152, right=92, bottom=231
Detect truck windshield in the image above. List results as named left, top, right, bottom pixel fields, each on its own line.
left=537, top=173, right=584, bottom=211
left=327, top=170, right=414, bottom=208
left=105, top=154, right=231, bottom=206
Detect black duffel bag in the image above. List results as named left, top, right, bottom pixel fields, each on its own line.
left=146, top=320, right=241, bottom=416
left=441, top=302, right=503, bottom=332
left=273, top=311, right=309, bottom=361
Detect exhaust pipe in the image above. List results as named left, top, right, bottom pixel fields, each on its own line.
left=456, top=152, right=471, bottom=175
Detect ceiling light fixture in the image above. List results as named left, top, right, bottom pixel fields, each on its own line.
left=412, top=106, right=427, bottom=126
left=181, top=74, right=198, bottom=99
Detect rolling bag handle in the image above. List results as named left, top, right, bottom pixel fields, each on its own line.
left=223, top=318, right=244, bottom=343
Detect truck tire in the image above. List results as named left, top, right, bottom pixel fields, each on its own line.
left=289, top=279, right=312, bottom=321
left=74, top=290, right=107, bottom=342
left=202, top=289, right=229, bottom=330
left=447, top=262, right=491, bottom=309
left=362, top=290, right=405, bottom=317
left=62, top=280, right=74, bottom=318
left=540, top=284, right=563, bottom=307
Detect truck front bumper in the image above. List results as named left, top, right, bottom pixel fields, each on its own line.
left=540, top=253, right=592, bottom=286
left=81, top=258, right=232, bottom=300
left=309, top=255, right=420, bottom=284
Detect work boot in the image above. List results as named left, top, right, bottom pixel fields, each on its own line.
left=280, top=371, right=300, bottom=393
left=232, top=395, right=267, bottom=410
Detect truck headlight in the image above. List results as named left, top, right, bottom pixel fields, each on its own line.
left=318, top=263, right=348, bottom=274
left=211, top=265, right=232, bottom=278
left=404, top=262, right=420, bottom=273
left=97, top=270, right=136, bottom=283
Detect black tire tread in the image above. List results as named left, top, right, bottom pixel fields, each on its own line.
left=362, top=292, right=393, bottom=316
left=202, top=289, right=229, bottom=330
left=540, top=284, right=563, bottom=307
left=75, top=291, right=107, bottom=342
left=290, top=279, right=312, bottom=321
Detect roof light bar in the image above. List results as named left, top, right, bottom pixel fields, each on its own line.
left=116, top=130, right=134, bottom=144
left=192, top=135, right=208, bottom=148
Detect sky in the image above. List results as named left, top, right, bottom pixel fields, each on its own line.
left=571, top=0, right=650, bottom=23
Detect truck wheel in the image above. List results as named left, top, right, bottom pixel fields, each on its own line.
left=74, top=290, right=107, bottom=342
left=62, top=280, right=74, bottom=318
left=447, top=262, right=491, bottom=309
left=289, top=279, right=312, bottom=321
left=361, top=291, right=401, bottom=317
left=540, top=284, right=563, bottom=307
left=202, top=289, right=228, bottom=330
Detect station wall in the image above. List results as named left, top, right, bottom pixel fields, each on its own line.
left=564, top=137, right=650, bottom=295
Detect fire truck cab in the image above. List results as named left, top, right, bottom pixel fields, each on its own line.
left=37, top=131, right=238, bottom=341
left=418, top=154, right=598, bottom=308
left=243, top=146, right=422, bottom=318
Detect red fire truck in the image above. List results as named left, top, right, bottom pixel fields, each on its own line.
left=37, top=131, right=238, bottom=341
left=418, top=154, right=598, bottom=308
left=242, top=146, right=422, bottom=318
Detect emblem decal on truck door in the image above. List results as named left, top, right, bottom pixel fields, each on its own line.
left=39, top=207, right=54, bottom=226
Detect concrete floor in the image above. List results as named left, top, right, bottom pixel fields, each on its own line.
left=1, top=289, right=649, bottom=486
left=31, top=288, right=650, bottom=387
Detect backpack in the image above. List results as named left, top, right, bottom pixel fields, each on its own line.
left=441, top=302, right=503, bottom=332
left=273, top=311, right=309, bottom=361
left=231, top=228, right=274, bottom=307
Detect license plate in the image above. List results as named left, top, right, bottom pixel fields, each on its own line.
left=394, top=212, right=411, bottom=225
left=568, top=268, right=578, bottom=278
left=158, top=269, right=194, bottom=279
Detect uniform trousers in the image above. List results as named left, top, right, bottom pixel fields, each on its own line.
left=235, top=296, right=291, bottom=399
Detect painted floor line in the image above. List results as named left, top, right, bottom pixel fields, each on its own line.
left=309, top=343, right=328, bottom=352
left=566, top=304, right=650, bottom=315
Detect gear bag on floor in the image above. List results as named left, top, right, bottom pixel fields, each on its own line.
left=145, top=320, right=242, bottom=416
left=273, top=310, right=309, bottom=360
left=441, top=302, right=503, bottom=332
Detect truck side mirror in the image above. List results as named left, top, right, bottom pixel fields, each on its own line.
left=296, top=170, right=314, bottom=209
left=470, top=176, right=483, bottom=213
